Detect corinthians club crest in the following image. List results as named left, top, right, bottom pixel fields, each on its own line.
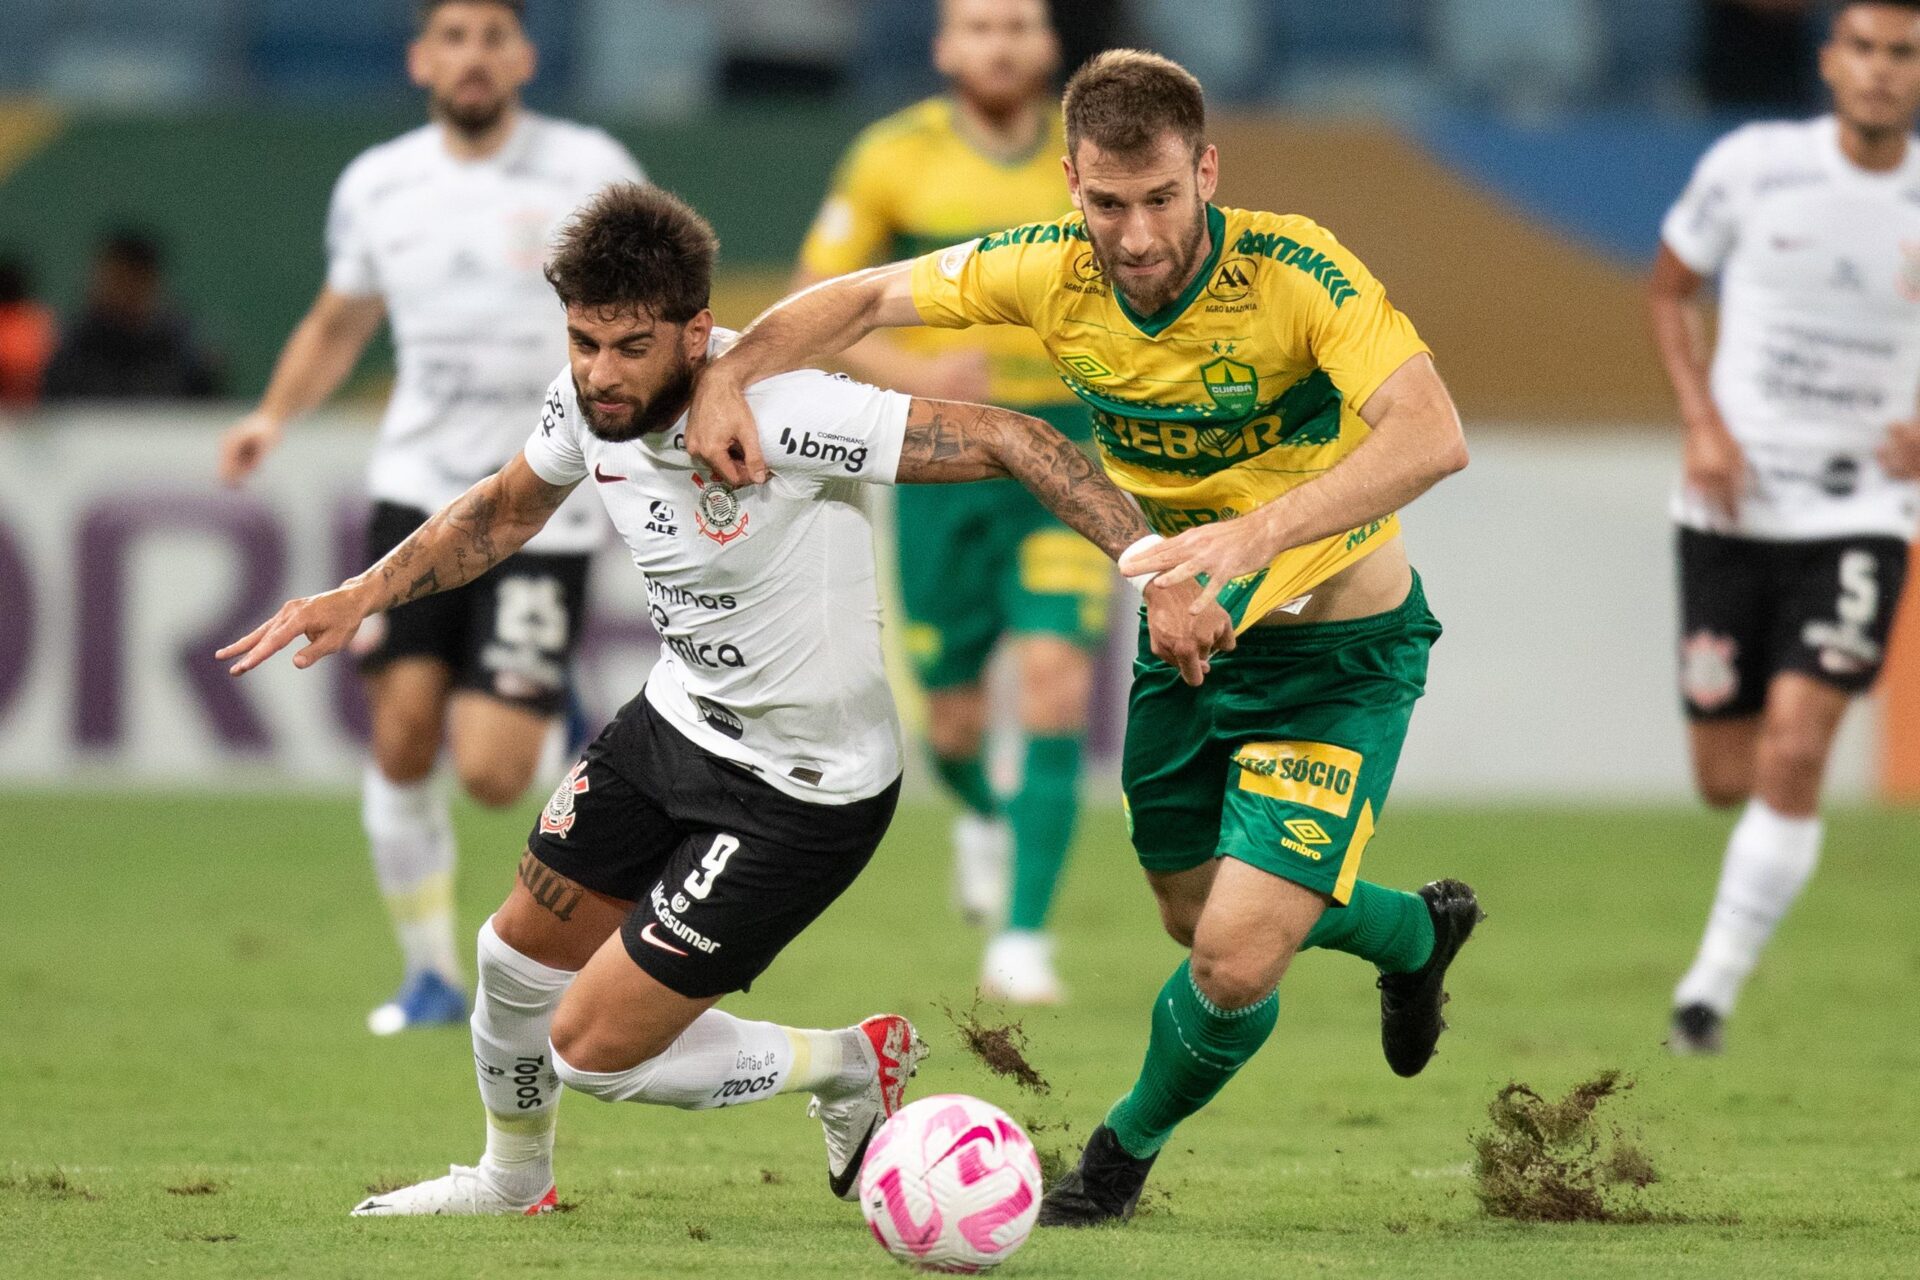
left=692, top=473, right=750, bottom=545
left=539, top=760, right=590, bottom=838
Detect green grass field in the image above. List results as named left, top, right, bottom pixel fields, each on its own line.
left=3, top=794, right=1916, bottom=1278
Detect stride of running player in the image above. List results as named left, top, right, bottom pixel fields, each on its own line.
left=796, top=0, right=1100, bottom=1003
left=1649, top=0, right=1920, bottom=1055
left=216, top=0, right=643, bottom=1035
left=216, top=183, right=1216, bottom=1215
left=687, top=50, right=1482, bottom=1226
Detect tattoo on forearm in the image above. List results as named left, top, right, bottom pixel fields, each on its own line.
left=366, top=473, right=564, bottom=609
left=517, top=849, right=584, bottom=923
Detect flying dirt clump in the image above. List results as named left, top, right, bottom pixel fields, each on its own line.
left=1471, top=1071, right=1661, bottom=1223
left=946, top=1000, right=1051, bottom=1095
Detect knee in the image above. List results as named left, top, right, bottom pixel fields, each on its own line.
left=1018, top=644, right=1092, bottom=735
left=1188, top=943, right=1278, bottom=1012
left=548, top=1006, right=636, bottom=1084
left=1153, top=894, right=1199, bottom=949
left=1692, top=754, right=1751, bottom=810
left=458, top=760, right=534, bottom=810
left=372, top=733, right=439, bottom=785
left=925, top=690, right=986, bottom=759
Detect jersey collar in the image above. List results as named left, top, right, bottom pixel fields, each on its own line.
left=1113, top=204, right=1226, bottom=339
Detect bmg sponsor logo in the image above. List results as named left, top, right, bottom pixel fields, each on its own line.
left=778, top=427, right=869, bottom=474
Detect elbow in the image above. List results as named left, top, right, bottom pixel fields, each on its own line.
left=1434, top=427, right=1469, bottom=480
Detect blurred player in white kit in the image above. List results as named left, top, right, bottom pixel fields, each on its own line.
left=218, top=0, right=643, bottom=1033
left=1649, top=0, right=1920, bottom=1053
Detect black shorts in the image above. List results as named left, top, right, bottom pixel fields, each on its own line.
left=1676, top=527, right=1911, bottom=719
left=358, top=501, right=591, bottom=716
left=525, top=695, right=901, bottom=998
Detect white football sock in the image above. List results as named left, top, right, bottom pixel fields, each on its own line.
left=362, top=764, right=460, bottom=981
left=471, top=919, right=575, bottom=1201
left=551, top=1011, right=866, bottom=1110
left=1675, top=798, right=1822, bottom=1016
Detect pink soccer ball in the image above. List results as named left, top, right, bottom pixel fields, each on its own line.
left=858, top=1093, right=1044, bottom=1273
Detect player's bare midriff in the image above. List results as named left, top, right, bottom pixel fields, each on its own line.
left=1251, top=534, right=1410, bottom=627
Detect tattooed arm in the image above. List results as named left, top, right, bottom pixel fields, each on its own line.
left=217, top=453, right=576, bottom=675
left=896, top=397, right=1150, bottom=558
left=897, top=397, right=1235, bottom=683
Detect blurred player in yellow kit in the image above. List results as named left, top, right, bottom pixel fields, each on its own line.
left=689, top=49, right=1485, bottom=1226
left=794, top=0, right=1106, bottom=1002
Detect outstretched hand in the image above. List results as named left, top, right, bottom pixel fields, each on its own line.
left=686, top=373, right=767, bottom=487
left=216, top=585, right=369, bottom=676
left=1123, top=513, right=1281, bottom=615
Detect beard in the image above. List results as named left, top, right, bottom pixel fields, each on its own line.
left=577, top=358, right=698, bottom=443
left=431, top=86, right=510, bottom=139
left=1088, top=200, right=1209, bottom=317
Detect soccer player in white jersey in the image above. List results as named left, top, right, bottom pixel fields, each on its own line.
left=216, top=0, right=644, bottom=1034
left=1650, top=0, right=1920, bottom=1054
left=217, top=185, right=1207, bottom=1214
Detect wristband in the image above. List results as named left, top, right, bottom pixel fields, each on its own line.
left=1121, top=534, right=1165, bottom=595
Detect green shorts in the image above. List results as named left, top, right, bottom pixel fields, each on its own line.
left=1121, top=572, right=1441, bottom=904
left=896, top=404, right=1112, bottom=690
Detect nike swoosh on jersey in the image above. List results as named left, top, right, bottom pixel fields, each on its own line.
left=594, top=464, right=627, bottom=483
left=639, top=922, right=689, bottom=956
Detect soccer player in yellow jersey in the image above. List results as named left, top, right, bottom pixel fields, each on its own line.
left=794, top=0, right=1105, bottom=1003
left=689, top=50, right=1485, bottom=1224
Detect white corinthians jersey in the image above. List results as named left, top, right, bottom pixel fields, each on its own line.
left=522, top=344, right=911, bottom=804
left=327, top=112, right=643, bottom=553
left=1663, top=116, right=1920, bottom=540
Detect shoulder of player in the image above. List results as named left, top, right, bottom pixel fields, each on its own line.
left=335, top=124, right=438, bottom=195
left=1697, top=118, right=1819, bottom=181
left=538, top=366, right=581, bottom=437
left=523, top=112, right=632, bottom=161
left=852, top=98, right=953, bottom=155
left=1219, top=208, right=1369, bottom=301
left=973, top=212, right=1089, bottom=261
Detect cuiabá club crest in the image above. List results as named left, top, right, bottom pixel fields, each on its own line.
left=1201, top=356, right=1257, bottom=417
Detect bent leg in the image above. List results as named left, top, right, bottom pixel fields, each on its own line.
left=448, top=691, right=555, bottom=810
left=362, top=659, right=460, bottom=1001
left=1675, top=674, right=1844, bottom=1018
left=1104, top=860, right=1322, bottom=1159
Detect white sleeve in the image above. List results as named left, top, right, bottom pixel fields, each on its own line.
left=522, top=374, right=589, bottom=486
left=748, top=370, right=909, bottom=486
left=596, top=130, right=646, bottom=185
left=1661, top=129, right=1752, bottom=276
left=324, top=162, right=380, bottom=298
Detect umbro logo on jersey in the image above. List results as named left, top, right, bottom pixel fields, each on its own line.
left=594, top=464, right=627, bottom=484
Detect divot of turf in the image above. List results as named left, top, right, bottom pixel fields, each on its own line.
left=945, top=999, right=1050, bottom=1094
left=363, top=1176, right=411, bottom=1197
left=1470, top=1071, right=1663, bottom=1223
left=166, top=1179, right=220, bottom=1197
left=1, top=1168, right=100, bottom=1202
left=552, top=1200, right=580, bottom=1214
left=687, top=1222, right=711, bottom=1241
left=758, top=1168, right=782, bottom=1185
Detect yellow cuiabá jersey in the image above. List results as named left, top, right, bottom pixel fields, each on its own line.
left=910, top=204, right=1430, bottom=629
left=799, top=97, right=1080, bottom=418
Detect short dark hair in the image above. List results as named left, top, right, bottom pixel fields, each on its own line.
left=99, top=229, right=162, bottom=276
left=1063, top=49, right=1206, bottom=161
left=544, top=183, right=718, bottom=323
left=416, top=0, right=524, bottom=30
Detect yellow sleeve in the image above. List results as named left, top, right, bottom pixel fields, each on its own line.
left=1291, top=228, right=1429, bottom=411
left=908, top=231, right=1047, bottom=331
left=798, top=134, right=897, bottom=278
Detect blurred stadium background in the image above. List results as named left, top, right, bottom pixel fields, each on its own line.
left=2, top=0, right=1917, bottom=800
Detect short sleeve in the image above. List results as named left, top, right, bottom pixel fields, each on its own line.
left=749, top=369, right=909, bottom=486
left=1296, top=230, right=1431, bottom=411
left=1661, top=129, right=1752, bottom=276
left=909, top=232, right=1044, bottom=330
left=324, top=163, right=380, bottom=298
left=799, top=135, right=897, bottom=278
left=522, top=374, right=589, bottom=486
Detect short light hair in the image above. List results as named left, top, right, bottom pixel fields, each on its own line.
left=1062, top=49, right=1206, bottom=161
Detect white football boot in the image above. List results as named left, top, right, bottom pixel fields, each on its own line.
left=952, top=813, right=1010, bottom=926
left=350, top=1165, right=557, bottom=1217
left=808, top=1013, right=929, bottom=1201
left=980, top=930, right=1064, bottom=1006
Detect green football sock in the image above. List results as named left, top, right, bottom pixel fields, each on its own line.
left=930, top=750, right=998, bottom=819
left=1105, top=959, right=1279, bottom=1158
left=1007, top=734, right=1081, bottom=931
left=1300, top=880, right=1434, bottom=973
